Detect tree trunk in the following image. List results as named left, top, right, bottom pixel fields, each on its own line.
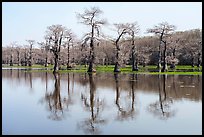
left=87, top=26, right=95, bottom=73
left=45, top=56, right=48, bottom=67
left=161, top=41, right=168, bottom=72
left=67, top=43, right=71, bottom=69
left=191, top=56, right=194, bottom=67
left=6, top=56, right=9, bottom=65
left=114, top=42, right=120, bottom=72
left=170, top=48, right=176, bottom=69
left=132, top=51, right=138, bottom=71
left=45, top=51, right=48, bottom=67
left=114, top=32, right=125, bottom=73
left=143, top=61, right=146, bottom=67
left=10, top=54, right=13, bottom=66
left=157, top=46, right=162, bottom=70
left=17, top=51, right=20, bottom=66
left=53, top=53, right=59, bottom=73
left=170, top=63, right=175, bottom=69
left=23, top=51, right=27, bottom=66
left=197, top=53, right=201, bottom=67
left=87, top=44, right=95, bottom=72
left=114, top=62, right=120, bottom=72
left=28, top=44, right=32, bottom=67
left=131, top=41, right=138, bottom=71
left=158, top=30, right=164, bottom=71
left=105, top=57, right=108, bottom=67
left=28, top=60, right=32, bottom=66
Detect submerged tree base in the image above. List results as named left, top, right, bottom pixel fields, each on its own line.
left=161, top=64, right=168, bottom=72
left=132, top=68, right=139, bottom=71
left=67, top=66, right=72, bottom=70
left=87, top=68, right=96, bottom=73
left=114, top=69, right=120, bottom=73
left=170, top=64, right=176, bottom=69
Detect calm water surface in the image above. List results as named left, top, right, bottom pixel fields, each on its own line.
left=2, top=69, right=202, bottom=135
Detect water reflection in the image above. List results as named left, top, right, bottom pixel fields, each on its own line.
left=114, top=73, right=137, bottom=121
left=42, top=72, right=75, bottom=121
left=78, top=73, right=106, bottom=135
left=148, top=75, right=175, bottom=120
left=66, top=73, right=74, bottom=110
left=29, top=72, right=33, bottom=89
left=3, top=69, right=201, bottom=100
left=44, top=73, right=63, bottom=120
left=2, top=69, right=202, bottom=135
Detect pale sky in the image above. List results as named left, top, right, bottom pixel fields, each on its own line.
left=2, top=2, right=202, bottom=47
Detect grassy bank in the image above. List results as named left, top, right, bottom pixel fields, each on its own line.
left=2, top=64, right=202, bottom=75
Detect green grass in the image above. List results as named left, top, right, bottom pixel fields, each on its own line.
left=2, top=64, right=202, bottom=75
left=175, top=65, right=202, bottom=69
left=142, top=71, right=202, bottom=75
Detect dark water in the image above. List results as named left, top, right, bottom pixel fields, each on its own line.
left=2, top=69, right=202, bottom=135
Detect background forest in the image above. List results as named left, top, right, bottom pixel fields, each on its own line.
left=2, top=7, right=202, bottom=72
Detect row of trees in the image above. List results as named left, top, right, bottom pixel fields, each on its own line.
left=2, top=7, right=202, bottom=73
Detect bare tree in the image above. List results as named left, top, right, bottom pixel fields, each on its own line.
left=38, top=37, right=52, bottom=67
left=15, top=45, right=22, bottom=66
left=177, top=29, right=202, bottom=66
left=113, top=23, right=131, bottom=72
left=2, top=47, right=8, bottom=64
left=168, top=36, right=180, bottom=69
left=45, top=24, right=69, bottom=73
left=147, top=22, right=176, bottom=72
left=79, top=42, right=89, bottom=67
left=44, top=38, right=51, bottom=67
left=7, top=42, right=22, bottom=66
left=21, top=45, right=28, bottom=66
left=8, top=42, right=18, bottom=66
left=76, top=7, right=106, bottom=72
left=63, top=30, right=75, bottom=69
left=38, top=41, right=47, bottom=66
left=126, top=22, right=140, bottom=71
left=26, top=40, right=35, bottom=67
left=197, top=41, right=202, bottom=67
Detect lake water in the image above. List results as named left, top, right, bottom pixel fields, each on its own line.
left=2, top=69, right=202, bottom=135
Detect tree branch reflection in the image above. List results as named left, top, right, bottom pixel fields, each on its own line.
left=78, top=73, right=106, bottom=135
left=29, top=72, right=33, bottom=89
left=40, top=72, right=74, bottom=121
left=114, top=73, right=138, bottom=121
left=63, top=73, right=74, bottom=110
left=148, top=75, right=176, bottom=120
left=44, top=72, right=64, bottom=121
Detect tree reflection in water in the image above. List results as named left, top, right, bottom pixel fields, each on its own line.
left=114, top=73, right=138, bottom=121
left=77, top=73, right=106, bottom=135
left=63, top=73, right=74, bottom=111
left=43, top=72, right=74, bottom=121
left=44, top=72, right=64, bottom=121
left=148, top=74, right=176, bottom=120
left=29, top=72, right=33, bottom=89
left=63, top=73, right=74, bottom=109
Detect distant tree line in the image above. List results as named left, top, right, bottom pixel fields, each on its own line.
left=2, top=7, right=202, bottom=73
